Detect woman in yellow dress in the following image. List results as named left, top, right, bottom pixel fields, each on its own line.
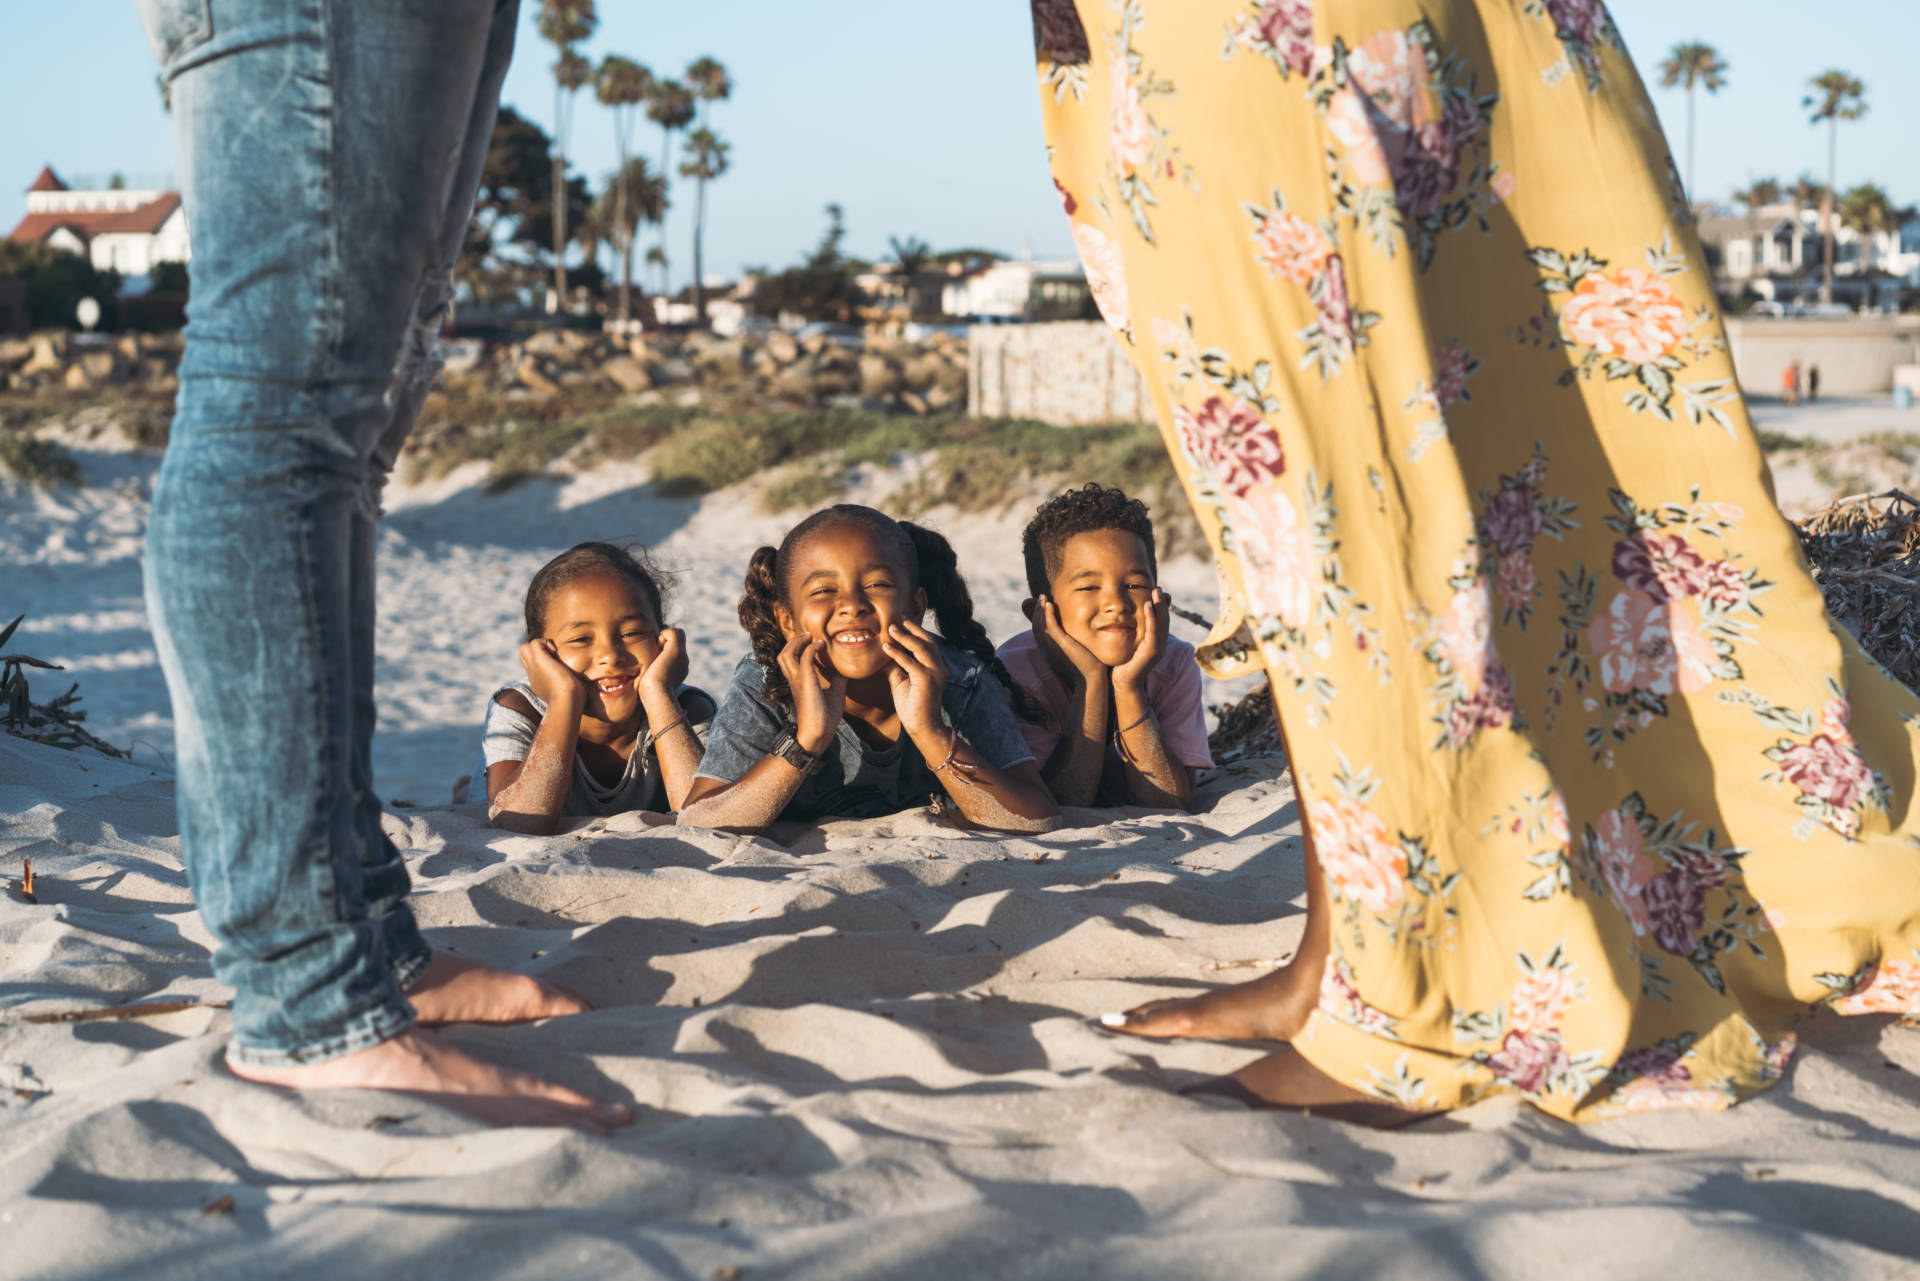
left=1034, top=0, right=1920, bottom=1122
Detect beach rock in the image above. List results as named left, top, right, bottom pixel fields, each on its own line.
left=78, top=350, right=120, bottom=383
left=651, top=356, right=695, bottom=386
left=20, top=333, right=65, bottom=375
left=515, top=356, right=561, bottom=396
left=857, top=353, right=902, bottom=398
left=0, top=338, right=32, bottom=368
left=768, top=365, right=818, bottom=402
left=925, top=384, right=959, bottom=413
left=691, top=338, right=748, bottom=383
left=899, top=390, right=930, bottom=415
left=63, top=364, right=93, bottom=391
left=900, top=353, right=946, bottom=393
left=601, top=356, right=653, bottom=393
left=764, top=331, right=800, bottom=365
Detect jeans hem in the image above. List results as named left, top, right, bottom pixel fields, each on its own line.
left=225, top=994, right=416, bottom=1069
left=393, top=944, right=434, bottom=995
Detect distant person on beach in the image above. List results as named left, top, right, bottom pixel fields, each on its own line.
left=678, top=505, right=1058, bottom=831
left=1034, top=0, right=1920, bottom=1122
left=1783, top=360, right=1803, bottom=405
left=997, top=484, right=1211, bottom=811
left=1808, top=363, right=1822, bottom=402
left=139, top=0, right=625, bottom=1127
left=477, top=542, right=714, bottom=832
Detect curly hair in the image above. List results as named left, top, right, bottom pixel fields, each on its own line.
left=738, top=504, right=1039, bottom=720
left=1021, top=483, right=1158, bottom=598
left=524, top=541, right=672, bottom=639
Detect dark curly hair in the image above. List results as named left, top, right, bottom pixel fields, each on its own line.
left=1021, top=483, right=1158, bottom=599
left=524, top=541, right=672, bottom=639
left=738, top=504, right=1038, bottom=719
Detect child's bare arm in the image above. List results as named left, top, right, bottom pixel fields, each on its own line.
left=922, top=734, right=1059, bottom=831
left=1040, top=666, right=1109, bottom=808
left=486, top=690, right=581, bottom=834
left=675, top=758, right=812, bottom=830
left=1110, top=589, right=1196, bottom=811
left=638, top=628, right=703, bottom=811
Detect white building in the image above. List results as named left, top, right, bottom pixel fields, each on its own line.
left=8, top=166, right=191, bottom=279
left=941, top=257, right=1086, bottom=319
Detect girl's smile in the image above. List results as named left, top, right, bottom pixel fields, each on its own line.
left=542, top=572, right=662, bottom=726
left=778, top=525, right=927, bottom=682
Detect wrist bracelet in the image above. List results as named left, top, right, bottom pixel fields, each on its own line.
left=645, top=711, right=692, bottom=752
left=1114, top=708, right=1153, bottom=766
left=932, top=730, right=982, bottom=787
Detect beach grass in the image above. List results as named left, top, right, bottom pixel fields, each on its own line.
left=0, top=430, right=81, bottom=488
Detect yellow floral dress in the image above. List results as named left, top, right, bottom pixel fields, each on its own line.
left=1032, top=0, right=1920, bottom=1120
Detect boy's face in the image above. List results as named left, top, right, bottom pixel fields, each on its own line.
left=1044, top=528, right=1155, bottom=668
left=777, top=524, right=928, bottom=683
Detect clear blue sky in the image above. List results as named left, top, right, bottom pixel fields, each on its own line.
left=6, top=2, right=1915, bottom=290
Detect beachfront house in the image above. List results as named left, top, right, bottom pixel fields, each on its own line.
left=939, top=254, right=1090, bottom=322
left=7, top=167, right=190, bottom=288
left=1697, top=200, right=1917, bottom=311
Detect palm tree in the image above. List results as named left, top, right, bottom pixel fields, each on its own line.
left=1658, top=42, right=1727, bottom=201
left=889, top=235, right=932, bottom=319
left=1803, top=70, right=1868, bottom=304
left=1733, top=177, right=1781, bottom=214
left=593, top=157, right=667, bottom=324
left=595, top=55, right=654, bottom=324
left=1837, top=183, right=1897, bottom=279
left=645, top=245, right=668, bottom=302
left=685, top=56, right=732, bottom=130
left=536, top=0, right=597, bottom=312
left=680, top=128, right=731, bottom=324
left=645, top=79, right=697, bottom=301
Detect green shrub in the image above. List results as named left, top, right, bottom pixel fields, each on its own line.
left=0, top=432, right=80, bottom=488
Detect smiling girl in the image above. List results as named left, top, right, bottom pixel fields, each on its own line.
left=481, top=542, right=713, bottom=833
left=678, top=505, right=1057, bottom=832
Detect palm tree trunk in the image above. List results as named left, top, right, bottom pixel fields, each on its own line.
left=659, top=129, right=674, bottom=304
left=614, top=157, right=630, bottom=326
left=552, top=86, right=568, bottom=314
left=692, top=174, right=707, bottom=325
left=1822, top=117, right=1837, bottom=305
left=1685, top=88, right=1696, bottom=202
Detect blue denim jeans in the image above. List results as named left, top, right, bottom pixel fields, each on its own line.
left=138, top=0, right=519, bottom=1066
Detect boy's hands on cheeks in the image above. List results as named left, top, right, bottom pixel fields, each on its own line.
left=881, top=619, right=950, bottom=737
left=637, top=626, right=689, bottom=701
left=779, top=631, right=846, bottom=756
left=1112, top=588, right=1171, bottom=695
left=1031, top=595, right=1108, bottom=690
left=519, top=638, right=590, bottom=712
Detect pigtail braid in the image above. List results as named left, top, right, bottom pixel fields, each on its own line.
left=738, top=544, right=794, bottom=709
left=901, top=521, right=1048, bottom=726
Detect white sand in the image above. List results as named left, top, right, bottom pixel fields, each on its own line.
left=6, top=421, right=1920, bottom=1278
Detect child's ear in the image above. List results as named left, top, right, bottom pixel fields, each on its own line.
left=1021, top=597, right=1038, bottom=623
left=773, top=601, right=799, bottom=639
left=909, top=586, right=928, bottom=622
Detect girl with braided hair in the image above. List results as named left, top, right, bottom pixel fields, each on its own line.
left=679, top=505, right=1057, bottom=832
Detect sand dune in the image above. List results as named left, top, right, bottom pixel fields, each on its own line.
left=6, top=423, right=1920, bottom=1278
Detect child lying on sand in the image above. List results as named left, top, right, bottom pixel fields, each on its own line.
left=677, top=504, right=1057, bottom=832
left=477, top=542, right=714, bottom=833
left=998, top=485, right=1211, bottom=812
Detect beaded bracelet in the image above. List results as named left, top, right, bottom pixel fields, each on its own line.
left=1114, top=708, right=1153, bottom=766
left=932, top=730, right=983, bottom=786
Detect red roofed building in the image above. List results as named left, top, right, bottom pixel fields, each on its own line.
left=9, top=166, right=191, bottom=278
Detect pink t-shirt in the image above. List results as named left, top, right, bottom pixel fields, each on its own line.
left=995, top=630, right=1214, bottom=801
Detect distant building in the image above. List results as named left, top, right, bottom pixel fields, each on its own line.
left=7, top=166, right=191, bottom=280
left=1697, top=201, right=1918, bottom=310
left=940, top=256, right=1088, bottom=320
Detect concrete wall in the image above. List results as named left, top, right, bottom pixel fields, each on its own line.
left=1725, top=317, right=1920, bottom=398
left=968, top=321, right=1151, bottom=424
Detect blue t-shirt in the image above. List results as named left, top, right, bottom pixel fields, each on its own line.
left=695, top=641, right=1036, bottom=822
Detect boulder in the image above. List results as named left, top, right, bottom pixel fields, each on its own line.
left=900, top=353, right=945, bottom=393
left=78, top=350, right=121, bottom=383
left=601, top=355, right=653, bottom=393
left=0, top=338, right=32, bottom=368
left=899, top=390, right=930, bottom=416
left=690, top=338, right=747, bottom=384
left=857, top=352, right=902, bottom=399
left=651, top=355, right=695, bottom=385
left=925, top=384, right=959, bottom=413
left=763, top=331, right=800, bottom=365
left=20, top=333, right=65, bottom=375
left=114, top=334, right=142, bottom=362
left=522, top=328, right=571, bottom=358
left=515, top=355, right=561, bottom=396
left=768, top=365, right=818, bottom=402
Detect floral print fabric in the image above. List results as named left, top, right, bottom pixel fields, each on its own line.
left=1034, top=0, right=1920, bottom=1121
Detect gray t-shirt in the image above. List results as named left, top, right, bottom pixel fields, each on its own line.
left=478, top=680, right=715, bottom=817
left=695, top=642, right=1036, bottom=823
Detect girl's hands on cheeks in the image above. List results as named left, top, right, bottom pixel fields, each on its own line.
left=637, top=626, right=690, bottom=701
left=778, top=631, right=845, bottom=755
left=1031, top=594, right=1107, bottom=689
left=519, top=638, right=590, bottom=711
left=882, top=619, right=949, bottom=737
left=1112, top=589, right=1171, bottom=695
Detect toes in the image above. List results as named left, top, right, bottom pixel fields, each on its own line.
left=1097, top=999, right=1192, bottom=1038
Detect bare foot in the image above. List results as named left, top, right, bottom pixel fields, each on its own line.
left=407, top=953, right=593, bottom=1026
left=1100, top=952, right=1320, bottom=1042
left=1186, top=1045, right=1431, bottom=1130
left=229, top=1028, right=631, bottom=1129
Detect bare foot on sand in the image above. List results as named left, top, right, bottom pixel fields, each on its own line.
left=229, top=1028, right=631, bottom=1129
left=1101, top=955, right=1321, bottom=1042
left=407, top=953, right=592, bottom=1026
left=1186, top=1045, right=1430, bottom=1130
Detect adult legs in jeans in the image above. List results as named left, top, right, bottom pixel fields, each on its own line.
left=141, top=0, right=623, bottom=1124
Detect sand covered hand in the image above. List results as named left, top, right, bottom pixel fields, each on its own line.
left=780, top=633, right=846, bottom=754
left=1112, top=589, right=1171, bottom=695
left=518, top=638, right=590, bottom=711
left=1032, top=594, right=1107, bottom=689
left=639, top=625, right=689, bottom=701
left=882, top=619, right=949, bottom=736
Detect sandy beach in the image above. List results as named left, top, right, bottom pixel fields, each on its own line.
left=6, top=408, right=1920, bottom=1278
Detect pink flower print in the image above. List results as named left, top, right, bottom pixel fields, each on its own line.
left=1610, top=532, right=1709, bottom=602
left=1545, top=0, right=1603, bottom=45
left=1544, top=790, right=1571, bottom=846
left=1346, top=29, right=1431, bottom=132
left=1391, top=94, right=1476, bottom=217
left=1593, top=808, right=1658, bottom=935
left=1820, top=697, right=1852, bottom=738
left=1318, top=955, right=1396, bottom=1034
left=1311, top=794, right=1407, bottom=916
left=1761, top=907, right=1789, bottom=932
left=1483, top=482, right=1544, bottom=554
left=1108, top=59, right=1151, bottom=174
left=1560, top=268, right=1687, bottom=365
left=1071, top=220, right=1130, bottom=335
left=1667, top=599, right=1719, bottom=694
left=1590, top=589, right=1679, bottom=695
left=1497, top=549, right=1539, bottom=614
left=1254, top=208, right=1331, bottom=286
left=1444, top=666, right=1515, bottom=749
left=1669, top=846, right=1731, bottom=892
left=1432, top=343, right=1473, bottom=409
left=1437, top=576, right=1497, bottom=685
left=1238, top=0, right=1315, bottom=77
left=1698, top=558, right=1749, bottom=611
left=1174, top=396, right=1285, bottom=498
left=1316, top=253, right=1355, bottom=342
left=1492, top=170, right=1518, bottom=203
left=1642, top=867, right=1705, bottom=956
left=1486, top=1029, right=1572, bottom=1094
left=1833, top=958, right=1920, bottom=1015
left=1509, top=966, right=1577, bottom=1037
left=1777, top=734, right=1875, bottom=812
left=1325, top=87, right=1395, bottom=187
left=1227, top=482, right=1319, bottom=631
